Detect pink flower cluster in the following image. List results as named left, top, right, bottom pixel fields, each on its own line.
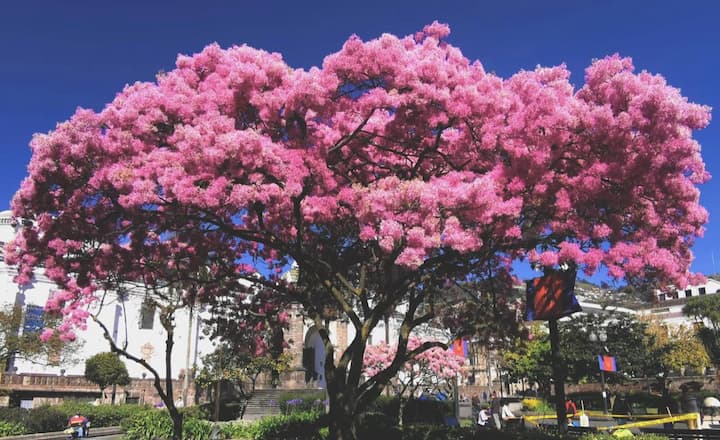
left=363, top=337, right=464, bottom=385
left=8, top=22, right=711, bottom=340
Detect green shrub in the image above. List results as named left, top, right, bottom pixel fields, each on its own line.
left=123, top=409, right=174, bottom=440
left=24, top=406, right=67, bottom=434
left=218, top=422, right=255, bottom=439
left=0, top=420, right=26, bottom=437
left=521, top=397, right=555, bottom=413
left=50, top=402, right=152, bottom=428
left=277, top=391, right=327, bottom=414
left=249, top=411, right=326, bottom=440
left=365, top=395, right=400, bottom=419
left=361, top=396, right=451, bottom=426
left=0, top=407, right=27, bottom=426
left=356, top=411, right=399, bottom=439
left=182, top=417, right=216, bottom=440
left=401, top=399, right=451, bottom=425
left=123, top=408, right=231, bottom=440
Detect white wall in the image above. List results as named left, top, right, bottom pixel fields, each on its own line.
left=0, top=211, right=212, bottom=379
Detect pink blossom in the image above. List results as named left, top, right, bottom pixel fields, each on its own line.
left=39, top=328, right=55, bottom=342
left=6, top=23, right=710, bottom=360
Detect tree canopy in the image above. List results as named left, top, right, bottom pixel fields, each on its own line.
left=8, top=22, right=710, bottom=440
left=501, top=323, right=553, bottom=395
left=559, top=313, right=658, bottom=383
left=84, top=352, right=130, bottom=403
left=683, top=295, right=720, bottom=367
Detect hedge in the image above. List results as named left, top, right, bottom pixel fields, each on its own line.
left=0, top=403, right=151, bottom=435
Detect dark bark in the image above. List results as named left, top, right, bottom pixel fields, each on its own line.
left=327, top=385, right=358, bottom=440
left=549, top=319, right=567, bottom=434
left=92, top=302, right=185, bottom=440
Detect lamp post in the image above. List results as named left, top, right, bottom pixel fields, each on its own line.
left=589, top=330, right=608, bottom=414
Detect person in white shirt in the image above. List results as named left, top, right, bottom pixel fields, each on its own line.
left=478, top=407, right=490, bottom=426
left=501, top=403, right=516, bottom=421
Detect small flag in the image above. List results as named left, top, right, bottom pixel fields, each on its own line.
left=452, top=339, right=468, bottom=358
left=598, top=355, right=617, bottom=372
left=524, top=271, right=581, bottom=321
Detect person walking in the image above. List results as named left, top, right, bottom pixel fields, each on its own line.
left=612, top=393, right=632, bottom=425
left=661, top=389, right=676, bottom=429
left=490, top=391, right=502, bottom=429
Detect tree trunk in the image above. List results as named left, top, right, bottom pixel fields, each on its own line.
left=549, top=319, right=568, bottom=434
left=111, top=384, right=117, bottom=404
left=327, top=402, right=357, bottom=440
left=398, top=397, right=405, bottom=426
left=167, top=405, right=183, bottom=440
left=326, top=372, right=360, bottom=440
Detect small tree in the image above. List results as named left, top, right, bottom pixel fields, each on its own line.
left=84, top=352, right=130, bottom=404
left=195, top=344, right=292, bottom=419
left=683, top=295, right=720, bottom=367
left=661, top=326, right=711, bottom=375
left=501, top=323, right=553, bottom=397
left=364, top=337, right=463, bottom=425
left=0, top=303, right=80, bottom=371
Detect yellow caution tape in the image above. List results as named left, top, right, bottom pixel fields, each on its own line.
left=523, top=412, right=702, bottom=431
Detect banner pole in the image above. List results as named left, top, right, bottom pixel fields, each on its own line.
left=549, top=319, right=567, bottom=433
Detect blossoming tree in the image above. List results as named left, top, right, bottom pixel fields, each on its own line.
left=8, top=21, right=710, bottom=439
left=364, top=337, right=464, bottom=425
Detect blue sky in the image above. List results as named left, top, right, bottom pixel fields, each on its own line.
left=1, top=1, right=719, bottom=281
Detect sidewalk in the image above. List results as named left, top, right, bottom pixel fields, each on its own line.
left=1, top=426, right=122, bottom=440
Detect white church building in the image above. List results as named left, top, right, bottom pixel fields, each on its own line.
left=0, top=209, right=451, bottom=406
left=0, top=210, right=207, bottom=381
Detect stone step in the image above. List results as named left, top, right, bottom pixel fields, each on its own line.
left=238, top=388, right=324, bottom=420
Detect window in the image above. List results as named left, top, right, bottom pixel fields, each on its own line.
left=700, top=287, right=707, bottom=295
left=139, top=302, right=155, bottom=330
left=23, top=305, right=44, bottom=334
left=657, top=293, right=666, bottom=301
left=685, top=289, right=692, bottom=297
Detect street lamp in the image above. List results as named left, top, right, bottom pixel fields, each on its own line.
left=589, top=330, right=608, bottom=414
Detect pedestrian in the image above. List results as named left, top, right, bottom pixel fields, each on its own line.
left=490, top=391, right=502, bottom=429
left=67, top=413, right=89, bottom=437
left=478, top=406, right=491, bottom=426
left=612, top=392, right=631, bottom=425
left=661, top=389, right=676, bottom=429
left=565, top=398, right=578, bottom=425
left=471, top=394, right=480, bottom=420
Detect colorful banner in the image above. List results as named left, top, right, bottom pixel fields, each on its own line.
left=452, top=339, right=468, bottom=358
left=524, top=271, right=581, bottom=321
left=598, top=355, right=617, bottom=372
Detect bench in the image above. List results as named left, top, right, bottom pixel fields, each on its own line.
left=640, top=428, right=720, bottom=439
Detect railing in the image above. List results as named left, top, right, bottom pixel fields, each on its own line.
left=0, top=374, right=97, bottom=388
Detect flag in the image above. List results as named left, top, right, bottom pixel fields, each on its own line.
left=524, top=271, right=581, bottom=321
left=598, top=355, right=617, bottom=372
left=452, top=339, right=468, bottom=358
